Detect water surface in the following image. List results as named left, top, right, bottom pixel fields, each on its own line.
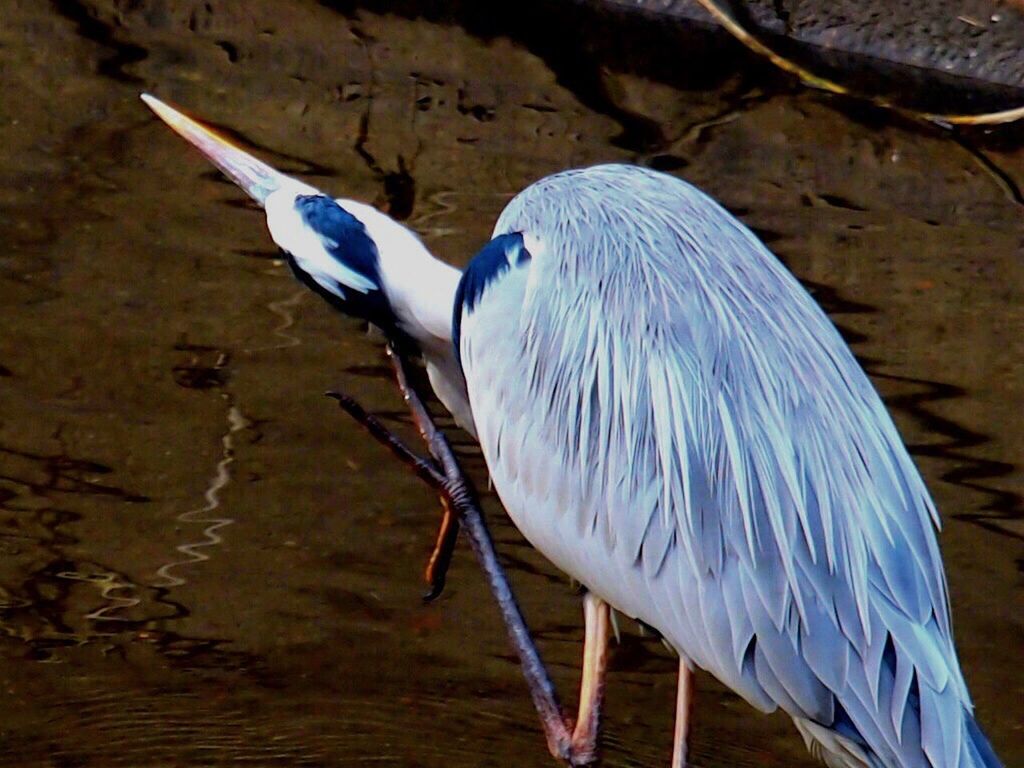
left=0, top=2, right=1021, bottom=766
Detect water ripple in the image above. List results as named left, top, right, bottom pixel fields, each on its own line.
left=55, top=570, right=142, bottom=623
left=153, top=403, right=250, bottom=589
left=247, top=287, right=307, bottom=352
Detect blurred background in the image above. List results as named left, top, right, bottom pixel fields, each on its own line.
left=0, top=1, right=1021, bottom=766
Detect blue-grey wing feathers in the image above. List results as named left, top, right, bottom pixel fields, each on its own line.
left=452, top=232, right=530, bottom=367
left=455, top=165, right=1001, bottom=768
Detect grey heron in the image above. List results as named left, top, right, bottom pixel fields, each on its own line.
left=141, top=94, right=1004, bottom=768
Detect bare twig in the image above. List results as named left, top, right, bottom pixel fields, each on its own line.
left=693, top=0, right=1024, bottom=125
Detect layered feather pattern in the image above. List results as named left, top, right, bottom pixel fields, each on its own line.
left=455, top=165, right=1000, bottom=768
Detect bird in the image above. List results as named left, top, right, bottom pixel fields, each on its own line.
left=142, top=93, right=1004, bottom=768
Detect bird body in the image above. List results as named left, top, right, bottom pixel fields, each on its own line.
left=454, top=166, right=999, bottom=768
left=142, top=94, right=1002, bottom=768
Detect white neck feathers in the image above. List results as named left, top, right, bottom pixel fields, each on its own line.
left=339, top=200, right=460, bottom=352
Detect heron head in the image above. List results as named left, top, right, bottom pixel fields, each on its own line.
left=262, top=189, right=396, bottom=335
left=140, top=93, right=434, bottom=343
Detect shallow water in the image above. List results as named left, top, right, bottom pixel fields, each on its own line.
left=0, top=2, right=1021, bottom=766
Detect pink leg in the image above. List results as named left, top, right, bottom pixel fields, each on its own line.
left=569, top=593, right=611, bottom=764
left=334, top=347, right=614, bottom=767
left=672, top=659, right=695, bottom=768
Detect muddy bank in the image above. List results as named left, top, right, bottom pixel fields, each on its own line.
left=600, top=0, right=1024, bottom=113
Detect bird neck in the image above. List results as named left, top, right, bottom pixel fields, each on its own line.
left=341, top=200, right=475, bottom=434
left=387, top=255, right=462, bottom=355
left=339, top=200, right=461, bottom=352
left=383, top=241, right=477, bottom=435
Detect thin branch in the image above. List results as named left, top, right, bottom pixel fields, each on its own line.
left=693, top=0, right=1024, bottom=125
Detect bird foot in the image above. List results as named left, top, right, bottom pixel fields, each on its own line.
left=566, top=740, right=601, bottom=767
left=333, top=345, right=580, bottom=767
left=544, top=725, right=599, bottom=767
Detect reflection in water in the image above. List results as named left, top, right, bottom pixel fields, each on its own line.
left=877, top=371, right=1024, bottom=546
left=0, top=440, right=149, bottom=505
left=806, top=277, right=1024, bottom=546
left=0, top=432, right=151, bottom=648
left=951, top=135, right=1024, bottom=207
left=56, top=568, right=141, bottom=623
left=50, top=0, right=148, bottom=84
left=0, top=1, right=1021, bottom=766
left=247, top=287, right=307, bottom=352
left=154, top=402, right=250, bottom=589
left=410, top=190, right=513, bottom=241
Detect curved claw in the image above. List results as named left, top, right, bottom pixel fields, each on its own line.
left=423, top=495, right=460, bottom=602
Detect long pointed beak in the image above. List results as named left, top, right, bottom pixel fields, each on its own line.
left=141, top=93, right=290, bottom=206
